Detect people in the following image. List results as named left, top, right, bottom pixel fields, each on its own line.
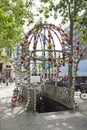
left=6, top=82, right=8, bottom=86
left=0, top=77, right=2, bottom=82
left=2, top=78, right=6, bottom=83
left=9, top=77, right=13, bottom=82
left=85, top=80, right=87, bottom=85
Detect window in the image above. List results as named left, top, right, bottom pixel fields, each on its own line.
left=6, top=65, right=11, bottom=68
left=0, top=63, right=3, bottom=72
left=6, top=72, right=11, bottom=78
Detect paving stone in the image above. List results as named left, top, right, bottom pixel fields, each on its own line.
left=0, top=83, right=87, bottom=130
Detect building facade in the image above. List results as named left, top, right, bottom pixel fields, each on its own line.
left=60, top=23, right=87, bottom=82
left=0, top=48, right=15, bottom=79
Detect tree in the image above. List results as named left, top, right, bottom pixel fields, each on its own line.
left=38, top=0, right=87, bottom=88
left=0, top=0, right=34, bottom=53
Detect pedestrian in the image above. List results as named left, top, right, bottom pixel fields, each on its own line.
left=2, top=78, right=6, bottom=83
left=85, top=80, right=87, bottom=85
left=6, top=81, right=8, bottom=86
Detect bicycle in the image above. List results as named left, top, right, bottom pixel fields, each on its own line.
left=11, top=87, right=24, bottom=107
left=80, top=90, right=87, bottom=100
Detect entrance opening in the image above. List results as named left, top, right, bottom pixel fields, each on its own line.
left=36, top=94, right=69, bottom=113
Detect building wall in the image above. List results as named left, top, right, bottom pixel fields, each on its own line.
left=62, top=23, right=87, bottom=79
left=0, top=48, right=15, bottom=79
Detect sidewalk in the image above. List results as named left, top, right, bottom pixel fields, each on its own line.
left=0, top=84, right=87, bottom=130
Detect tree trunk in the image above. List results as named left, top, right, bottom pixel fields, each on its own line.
left=68, top=19, right=74, bottom=89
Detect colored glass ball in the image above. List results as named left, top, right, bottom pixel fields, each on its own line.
left=25, top=35, right=28, bottom=39
left=76, top=41, right=80, bottom=45
left=76, top=47, right=79, bottom=51
left=69, top=58, right=72, bottom=64
left=80, top=53, right=83, bottom=57
left=54, top=64, right=56, bottom=67
left=33, top=46, right=36, bottom=50
left=48, top=57, right=51, bottom=62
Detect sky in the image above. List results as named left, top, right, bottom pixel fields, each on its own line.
left=23, top=0, right=62, bottom=32
left=23, top=0, right=64, bottom=53
left=24, top=0, right=85, bottom=33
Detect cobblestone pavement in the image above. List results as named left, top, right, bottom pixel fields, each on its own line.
left=0, top=83, right=87, bottom=130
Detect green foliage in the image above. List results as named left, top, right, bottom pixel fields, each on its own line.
left=37, top=0, right=55, bottom=20
left=40, top=0, right=52, bottom=3
left=0, top=55, right=10, bottom=61
left=38, top=0, right=87, bottom=43
left=0, top=0, right=34, bottom=51
left=35, top=20, right=44, bottom=31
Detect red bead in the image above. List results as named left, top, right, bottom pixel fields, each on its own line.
left=54, top=64, right=56, bottom=67
left=28, top=42, right=30, bottom=45
left=62, top=53, right=65, bottom=56
left=48, top=57, right=51, bottom=62
left=66, top=39, right=71, bottom=44
left=76, top=41, right=80, bottom=45
left=48, top=45, right=51, bottom=49
left=61, top=41, right=65, bottom=44
left=64, top=33, right=68, bottom=37
left=33, top=46, right=36, bottom=50
left=25, top=35, right=28, bottom=39
left=80, top=53, right=83, bottom=57
left=58, top=55, right=60, bottom=58
left=28, top=31, right=30, bottom=35
left=34, top=35, right=36, bottom=40
left=21, top=43, right=24, bottom=47
left=21, top=61, right=23, bottom=64
left=69, top=58, right=72, bottom=64
left=32, top=57, right=36, bottom=61
left=76, top=47, right=79, bottom=51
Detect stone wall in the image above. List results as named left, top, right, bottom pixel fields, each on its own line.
left=43, top=85, right=74, bottom=109
left=22, top=84, right=74, bottom=110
